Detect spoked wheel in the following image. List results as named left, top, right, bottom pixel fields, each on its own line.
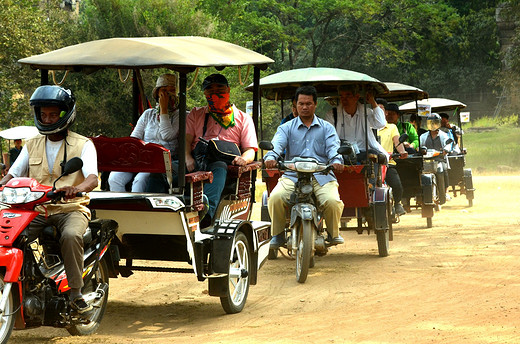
left=219, top=231, right=251, bottom=314
left=295, top=220, right=314, bottom=283
left=67, top=258, right=109, bottom=336
left=0, top=276, right=15, bottom=344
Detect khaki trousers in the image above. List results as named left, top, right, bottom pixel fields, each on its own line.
left=29, top=212, right=88, bottom=289
left=268, top=176, right=344, bottom=238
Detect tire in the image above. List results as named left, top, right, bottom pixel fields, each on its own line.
left=376, top=229, right=390, bottom=257
left=295, top=220, right=313, bottom=284
left=267, top=248, right=279, bottom=260
left=0, top=276, right=15, bottom=344
left=67, top=258, right=109, bottom=336
left=219, top=231, right=251, bottom=314
left=436, top=172, right=446, bottom=205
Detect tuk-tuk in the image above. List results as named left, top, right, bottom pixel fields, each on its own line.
left=400, top=97, right=475, bottom=207
left=247, top=67, right=395, bottom=257
left=18, top=36, right=273, bottom=316
left=380, top=82, right=448, bottom=228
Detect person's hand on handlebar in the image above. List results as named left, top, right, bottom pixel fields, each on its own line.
left=264, top=159, right=277, bottom=169
left=332, top=163, right=344, bottom=173
left=398, top=151, right=408, bottom=159
left=54, top=185, right=81, bottom=199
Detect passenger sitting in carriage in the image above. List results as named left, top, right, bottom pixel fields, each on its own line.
left=323, top=84, right=388, bottom=165
left=108, top=73, right=180, bottom=192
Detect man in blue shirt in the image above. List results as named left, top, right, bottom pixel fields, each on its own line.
left=264, top=86, right=345, bottom=248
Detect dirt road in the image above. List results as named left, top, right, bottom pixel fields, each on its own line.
left=9, top=175, right=520, bottom=344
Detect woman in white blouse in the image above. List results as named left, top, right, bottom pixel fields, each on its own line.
left=108, top=74, right=180, bottom=192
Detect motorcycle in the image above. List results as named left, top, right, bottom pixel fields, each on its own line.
left=260, top=141, right=348, bottom=283
left=420, top=138, right=454, bottom=208
left=0, top=157, right=118, bottom=343
left=395, top=138, right=453, bottom=228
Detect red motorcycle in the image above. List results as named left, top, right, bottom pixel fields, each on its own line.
left=0, top=157, right=118, bottom=343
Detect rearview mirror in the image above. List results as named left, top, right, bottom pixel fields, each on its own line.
left=259, top=141, right=274, bottom=151
left=63, top=157, right=83, bottom=175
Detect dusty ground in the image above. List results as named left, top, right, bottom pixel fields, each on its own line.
left=9, top=175, right=520, bottom=344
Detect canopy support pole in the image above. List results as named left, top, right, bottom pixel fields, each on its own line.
left=251, top=66, right=261, bottom=204
left=178, top=72, right=187, bottom=193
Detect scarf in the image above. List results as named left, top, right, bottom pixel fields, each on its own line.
left=206, top=93, right=235, bottom=129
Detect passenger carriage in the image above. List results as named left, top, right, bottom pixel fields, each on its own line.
left=18, top=36, right=273, bottom=313
left=400, top=98, right=475, bottom=207
left=248, top=67, right=395, bottom=257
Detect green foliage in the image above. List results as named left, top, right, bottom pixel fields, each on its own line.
left=0, top=0, right=70, bottom=130
left=463, top=114, right=519, bottom=128
left=464, top=126, right=520, bottom=173
left=0, top=0, right=504, bottom=141
left=57, top=0, right=221, bottom=137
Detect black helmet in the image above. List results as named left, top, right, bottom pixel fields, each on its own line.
left=30, top=85, right=76, bottom=135
left=426, top=113, right=441, bottom=131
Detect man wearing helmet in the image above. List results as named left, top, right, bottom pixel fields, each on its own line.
left=420, top=113, right=451, bottom=204
left=0, top=85, right=98, bottom=314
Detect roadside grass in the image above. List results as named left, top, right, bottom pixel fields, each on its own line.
left=462, top=115, right=520, bottom=175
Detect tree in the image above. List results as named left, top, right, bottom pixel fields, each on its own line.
left=0, top=0, right=70, bottom=129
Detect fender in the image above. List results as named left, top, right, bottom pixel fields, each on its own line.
left=208, top=220, right=259, bottom=296
left=421, top=173, right=435, bottom=205
left=372, top=187, right=389, bottom=230
left=0, top=248, right=24, bottom=282
left=290, top=203, right=318, bottom=228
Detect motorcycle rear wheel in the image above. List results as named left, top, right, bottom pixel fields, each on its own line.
left=0, top=275, right=15, bottom=344
left=296, top=220, right=313, bottom=283
left=67, top=258, right=109, bottom=336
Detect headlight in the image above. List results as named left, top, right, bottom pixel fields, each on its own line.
left=294, top=161, right=327, bottom=173
left=0, top=187, right=45, bottom=204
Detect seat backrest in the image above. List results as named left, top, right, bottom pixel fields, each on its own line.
left=90, top=135, right=173, bottom=193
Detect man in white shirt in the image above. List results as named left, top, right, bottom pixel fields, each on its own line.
left=324, top=84, right=387, bottom=164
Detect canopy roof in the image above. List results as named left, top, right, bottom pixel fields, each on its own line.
left=400, top=97, right=466, bottom=113
left=0, top=126, right=39, bottom=140
left=18, top=36, right=274, bottom=72
left=381, top=82, right=429, bottom=102
left=245, top=67, right=388, bottom=100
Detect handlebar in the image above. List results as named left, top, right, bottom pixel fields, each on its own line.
left=47, top=190, right=84, bottom=200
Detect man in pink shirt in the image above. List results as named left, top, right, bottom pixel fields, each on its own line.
left=185, top=74, right=258, bottom=219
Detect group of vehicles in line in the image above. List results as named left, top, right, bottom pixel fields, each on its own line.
left=0, top=36, right=475, bottom=342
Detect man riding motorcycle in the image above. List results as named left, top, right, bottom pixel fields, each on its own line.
left=0, top=85, right=99, bottom=314
left=264, top=86, right=345, bottom=248
left=419, top=113, right=451, bottom=204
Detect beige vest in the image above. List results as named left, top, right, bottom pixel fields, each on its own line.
left=26, top=132, right=91, bottom=219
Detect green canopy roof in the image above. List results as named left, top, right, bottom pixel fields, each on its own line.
left=18, top=36, right=273, bottom=73
left=245, top=67, right=388, bottom=100
left=381, top=82, right=429, bottom=102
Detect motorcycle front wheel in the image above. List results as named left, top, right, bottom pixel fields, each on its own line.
left=296, top=220, right=314, bottom=283
left=0, top=276, right=15, bottom=344
left=219, top=231, right=251, bottom=314
left=67, top=258, right=109, bottom=336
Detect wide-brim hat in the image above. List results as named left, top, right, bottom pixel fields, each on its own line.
left=152, top=74, right=178, bottom=100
